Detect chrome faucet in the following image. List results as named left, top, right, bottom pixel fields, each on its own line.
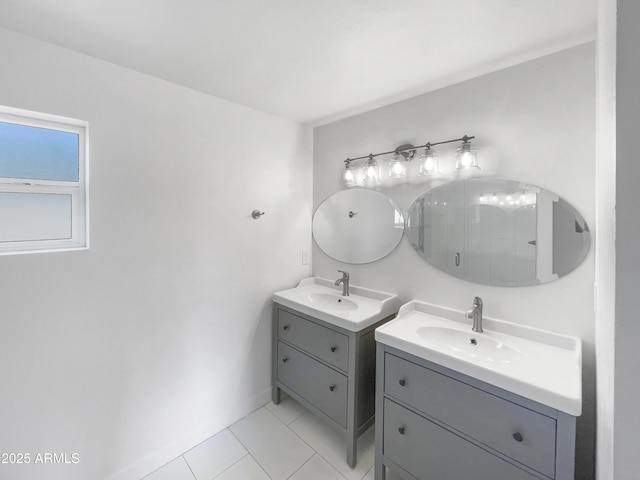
left=466, top=296, right=484, bottom=333
left=334, top=270, right=350, bottom=296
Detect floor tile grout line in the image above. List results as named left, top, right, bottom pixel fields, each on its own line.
left=227, top=422, right=275, bottom=480
left=181, top=454, right=198, bottom=480
left=285, top=413, right=372, bottom=480
left=139, top=453, right=196, bottom=480
left=246, top=453, right=274, bottom=480
left=265, top=398, right=306, bottom=426
left=305, top=453, right=350, bottom=480
left=139, top=401, right=369, bottom=480
left=285, top=453, right=316, bottom=480
left=231, top=406, right=318, bottom=479
left=285, top=414, right=356, bottom=480
left=283, top=412, right=322, bottom=454
left=258, top=406, right=318, bottom=477
left=206, top=451, right=250, bottom=480
left=285, top=452, right=348, bottom=480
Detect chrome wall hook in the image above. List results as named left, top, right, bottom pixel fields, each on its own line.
left=252, top=210, right=265, bottom=219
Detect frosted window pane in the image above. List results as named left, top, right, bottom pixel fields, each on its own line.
left=0, top=121, right=79, bottom=181
left=0, top=192, right=72, bottom=242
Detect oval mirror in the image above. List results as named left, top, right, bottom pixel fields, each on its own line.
left=406, top=178, right=591, bottom=286
left=313, top=189, right=404, bottom=264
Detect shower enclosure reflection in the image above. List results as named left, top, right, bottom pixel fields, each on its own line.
left=406, top=178, right=591, bottom=286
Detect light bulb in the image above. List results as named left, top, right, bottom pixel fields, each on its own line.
left=363, top=156, right=380, bottom=184
left=343, top=160, right=356, bottom=187
left=388, top=153, right=407, bottom=179
left=344, top=169, right=353, bottom=182
left=455, top=139, right=480, bottom=171
left=418, top=146, right=439, bottom=176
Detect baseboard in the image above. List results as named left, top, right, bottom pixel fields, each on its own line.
left=103, top=387, right=272, bottom=480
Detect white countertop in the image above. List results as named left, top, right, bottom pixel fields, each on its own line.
left=375, top=300, right=582, bottom=416
left=273, top=277, right=399, bottom=332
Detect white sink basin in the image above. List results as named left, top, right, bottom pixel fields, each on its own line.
left=273, top=277, right=399, bottom=331
left=375, top=300, right=582, bottom=416
left=305, top=293, right=358, bottom=311
left=416, top=326, right=524, bottom=365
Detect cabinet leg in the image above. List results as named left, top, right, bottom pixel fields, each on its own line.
left=346, top=429, right=357, bottom=468
left=374, top=458, right=385, bottom=480
left=347, top=442, right=356, bottom=468
left=272, top=386, right=281, bottom=405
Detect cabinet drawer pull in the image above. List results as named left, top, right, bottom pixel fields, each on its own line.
left=398, top=378, right=406, bottom=387
left=513, top=432, right=524, bottom=442
left=329, top=385, right=336, bottom=392
left=331, top=346, right=337, bottom=352
left=283, top=325, right=289, bottom=331
left=282, top=357, right=289, bottom=363
left=398, top=426, right=405, bottom=435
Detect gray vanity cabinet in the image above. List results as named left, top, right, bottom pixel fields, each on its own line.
left=273, top=303, right=393, bottom=467
left=375, top=344, right=577, bottom=480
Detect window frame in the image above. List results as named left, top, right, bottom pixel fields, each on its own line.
left=0, top=105, right=89, bottom=255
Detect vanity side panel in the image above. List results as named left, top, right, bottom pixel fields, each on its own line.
left=272, top=303, right=281, bottom=404
left=375, top=343, right=386, bottom=480
left=357, top=329, right=377, bottom=428
left=555, top=412, right=577, bottom=479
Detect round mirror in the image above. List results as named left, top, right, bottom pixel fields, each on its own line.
left=406, top=178, right=591, bottom=286
left=313, top=189, right=404, bottom=264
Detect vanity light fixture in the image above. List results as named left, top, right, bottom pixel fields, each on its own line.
left=341, top=135, right=477, bottom=187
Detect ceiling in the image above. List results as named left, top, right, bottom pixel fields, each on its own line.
left=0, top=0, right=597, bottom=125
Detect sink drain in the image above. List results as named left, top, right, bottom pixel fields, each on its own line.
left=469, top=338, right=478, bottom=346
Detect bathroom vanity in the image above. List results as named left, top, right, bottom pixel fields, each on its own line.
left=272, top=277, right=399, bottom=467
left=374, top=300, right=582, bottom=480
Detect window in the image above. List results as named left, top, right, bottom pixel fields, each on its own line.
left=0, top=105, right=88, bottom=254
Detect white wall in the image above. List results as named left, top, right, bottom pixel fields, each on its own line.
left=313, top=44, right=596, bottom=477
left=0, top=28, right=312, bottom=480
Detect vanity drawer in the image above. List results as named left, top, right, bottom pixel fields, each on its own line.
left=383, top=399, right=541, bottom=480
left=277, top=309, right=349, bottom=371
left=384, top=353, right=556, bottom=478
left=277, top=341, right=348, bottom=427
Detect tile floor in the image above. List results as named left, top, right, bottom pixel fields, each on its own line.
left=142, top=394, right=402, bottom=480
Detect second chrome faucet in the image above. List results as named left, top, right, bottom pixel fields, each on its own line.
left=334, top=270, right=350, bottom=296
